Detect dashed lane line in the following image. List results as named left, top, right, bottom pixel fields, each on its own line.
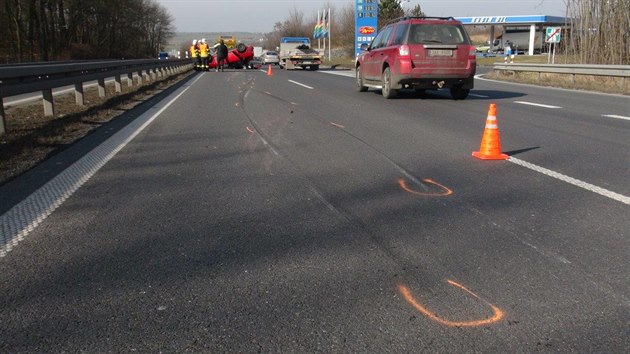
left=0, top=73, right=204, bottom=257
left=514, top=101, right=562, bottom=109
left=320, top=70, right=355, bottom=78
left=288, top=80, right=314, bottom=90
left=602, top=114, right=630, bottom=121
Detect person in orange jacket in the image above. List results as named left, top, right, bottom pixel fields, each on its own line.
left=199, top=38, right=210, bottom=70
left=190, top=39, right=201, bottom=70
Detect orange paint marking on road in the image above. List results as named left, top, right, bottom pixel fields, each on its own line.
left=398, top=178, right=453, bottom=196
left=398, top=280, right=504, bottom=327
left=330, top=122, right=345, bottom=128
left=246, top=127, right=255, bottom=134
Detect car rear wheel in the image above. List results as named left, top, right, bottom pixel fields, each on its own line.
left=381, top=67, right=397, bottom=99
left=356, top=67, right=368, bottom=92
left=236, top=43, right=247, bottom=53
left=450, top=87, right=470, bottom=100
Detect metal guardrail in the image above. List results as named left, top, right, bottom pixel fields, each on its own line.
left=0, top=59, right=193, bottom=134
left=493, top=63, right=630, bottom=81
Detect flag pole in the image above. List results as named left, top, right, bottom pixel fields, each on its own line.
left=328, top=8, right=331, bottom=61
left=317, top=10, right=321, bottom=49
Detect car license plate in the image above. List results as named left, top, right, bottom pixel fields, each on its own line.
left=428, top=49, right=452, bottom=57
left=303, top=61, right=312, bottom=64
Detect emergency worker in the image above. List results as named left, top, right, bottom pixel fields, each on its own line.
left=190, top=39, right=199, bottom=69
left=199, top=38, right=210, bottom=70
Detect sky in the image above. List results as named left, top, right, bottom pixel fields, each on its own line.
left=156, top=0, right=567, bottom=33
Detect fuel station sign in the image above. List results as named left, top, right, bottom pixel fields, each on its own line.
left=355, top=0, right=378, bottom=58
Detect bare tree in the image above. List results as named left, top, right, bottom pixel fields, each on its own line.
left=564, top=0, right=630, bottom=64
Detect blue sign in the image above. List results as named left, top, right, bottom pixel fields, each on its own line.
left=355, top=0, right=378, bottom=58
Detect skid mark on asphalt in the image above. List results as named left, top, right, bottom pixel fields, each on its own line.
left=398, top=280, right=504, bottom=327
left=398, top=178, right=453, bottom=197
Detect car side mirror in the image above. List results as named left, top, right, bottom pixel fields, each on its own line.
left=360, top=43, right=370, bottom=51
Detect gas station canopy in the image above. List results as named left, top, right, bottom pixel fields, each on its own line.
left=455, top=15, right=569, bottom=55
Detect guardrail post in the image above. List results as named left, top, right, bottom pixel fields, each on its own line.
left=142, top=70, right=149, bottom=83
left=98, top=78, right=106, bottom=98
left=127, top=72, right=133, bottom=87
left=0, top=98, right=6, bottom=135
left=42, top=89, right=54, bottom=116
left=115, top=75, right=122, bottom=93
left=75, top=83, right=84, bottom=105
left=137, top=70, right=143, bottom=85
left=150, top=68, right=156, bottom=81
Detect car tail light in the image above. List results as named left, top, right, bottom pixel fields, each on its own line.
left=398, top=45, right=410, bottom=58
left=469, top=45, right=476, bottom=60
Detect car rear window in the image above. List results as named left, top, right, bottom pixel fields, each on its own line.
left=266, top=51, right=278, bottom=55
left=407, top=24, right=469, bottom=45
left=391, top=24, right=408, bottom=45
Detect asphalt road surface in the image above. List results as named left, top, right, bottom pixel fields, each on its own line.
left=1, top=67, right=628, bottom=352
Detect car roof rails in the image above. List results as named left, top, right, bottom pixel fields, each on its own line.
left=386, top=16, right=457, bottom=26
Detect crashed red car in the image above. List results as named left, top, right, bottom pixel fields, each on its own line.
left=195, top=43, right=255, bottom=70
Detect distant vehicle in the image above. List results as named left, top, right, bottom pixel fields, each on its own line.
left=495, top=28, right=545, bottom=54
left=356, top=16, right=476, bottom=99
left=261, top=51, right=280, bottom=65
left=278, top=37, right=322, bottom=70
left=248, top=57, right=263, bottom=69
left=216, top=35, right=237, bottom=49
left=475, top=44, right=491, bottom=53
left=158, top=51, right=169, bottom=60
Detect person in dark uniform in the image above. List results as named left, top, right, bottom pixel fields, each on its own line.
left=216, top=39, right=228, bottom=72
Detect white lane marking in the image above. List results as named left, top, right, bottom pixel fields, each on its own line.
left=602, top=114, right=630, bottom=121
left=508, top=157, right=630, bottom=205
left=320, top=70, right=355, bottom=78
left=469, top=93, right=490, bottom=98
left=514, top=101, right=562, bottom=109
left=0, top=73, right=204, bottom=257
left=288, top=80, right=314, bottom=90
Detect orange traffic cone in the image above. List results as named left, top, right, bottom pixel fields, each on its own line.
left=472, top=103, right=508, bottom=160
left=267, top=64, right=273, bottom=76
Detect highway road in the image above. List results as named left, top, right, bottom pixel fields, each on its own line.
left=1, top=67, right=628, bottom=352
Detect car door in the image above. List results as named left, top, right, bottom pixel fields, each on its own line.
left=363, top=26, right=393, bottom=80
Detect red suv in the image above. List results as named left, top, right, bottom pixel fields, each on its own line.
left=356, top=17, right=476, bottom=99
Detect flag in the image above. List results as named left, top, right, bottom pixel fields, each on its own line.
left=321, top=9, right=328, bottom=37
left=313, top=11, right=321, bottom=38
